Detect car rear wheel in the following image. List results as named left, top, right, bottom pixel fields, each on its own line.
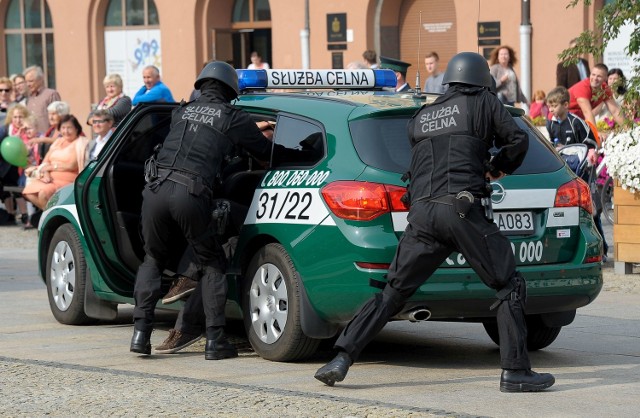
left=242, top=243, right=320, bottom=361
left=482, top=315, right=562, bottom=351
left=46, top=224, right=93, bottom=325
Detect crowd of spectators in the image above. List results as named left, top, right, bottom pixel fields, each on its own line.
left=0, top=63, right=179, bottom=227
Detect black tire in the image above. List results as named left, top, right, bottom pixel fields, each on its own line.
left=601, top=176, right=614, bottom=225
left=242, top=243, right=320, bottom=362
left=482, top=315, right=562, bottom=351
left=45, top=224, right=93, bottom=325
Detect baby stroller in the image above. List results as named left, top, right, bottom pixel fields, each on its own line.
left=557, top=143, right=590, bottom=179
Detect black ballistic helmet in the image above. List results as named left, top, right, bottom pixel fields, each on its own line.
left=194, top=61, right=239, bottom=97
left=442, top=52, right=492, bottom=88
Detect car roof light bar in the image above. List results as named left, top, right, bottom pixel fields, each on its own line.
left=237, top=69, right=397, bottom=91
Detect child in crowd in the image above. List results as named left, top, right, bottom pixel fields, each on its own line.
left=546, top=86, right=596, bottom=149
left=529, top=89, right=549, bottom=119
left=19, top=115, right=40, bottom=229
left=546, top=85, right=608, bottom=261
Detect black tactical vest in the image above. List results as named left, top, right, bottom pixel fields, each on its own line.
left=408, top=90, right=489, bottom=201
left=156, top=98, right=235, bottom=188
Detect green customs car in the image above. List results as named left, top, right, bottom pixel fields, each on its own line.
left=37, top=69, right=602, bottom=361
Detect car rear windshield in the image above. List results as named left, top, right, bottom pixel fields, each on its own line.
left=349, top=115, right=563, bottom=175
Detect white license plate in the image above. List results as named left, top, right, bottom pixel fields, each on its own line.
left=495, top=211, right=534, bottom=234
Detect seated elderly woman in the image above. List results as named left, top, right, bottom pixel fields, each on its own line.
left=27, top=101, right=70, bottom=164
left=22, top=114, right=88, bottom=210
left=96, top=73, right=132, bottom=126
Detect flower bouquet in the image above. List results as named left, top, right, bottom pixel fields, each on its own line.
left=602, top=125, right=640, bottom=193
left=596, top=117, right=617, bottom=133
left=529, top=115, right=547, bottom=127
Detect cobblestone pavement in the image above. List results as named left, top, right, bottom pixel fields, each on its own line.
left=0, top=356, right=460, bottom=417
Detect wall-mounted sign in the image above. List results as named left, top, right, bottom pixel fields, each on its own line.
left=478, top=38, right=501, bottom=47
left=478, top=21, right=500, bottom=38
left=482, top=47, right=495, bottom=60
left=328, top=44, right=347, bottom=51
left=332, top=52, right=344, bottom=69
left=423, top=22, right=453, bottom=33
left=327, top=13, right=347, bottom=43
left=604, top=21, right=637, bottom=79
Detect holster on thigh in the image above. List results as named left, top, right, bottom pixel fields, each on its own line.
left=490, top=272, right=527, bottom=312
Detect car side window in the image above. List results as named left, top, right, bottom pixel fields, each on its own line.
left=271, top=115, right=325, bottom=168
left=115, top=111, right=172, bottom=164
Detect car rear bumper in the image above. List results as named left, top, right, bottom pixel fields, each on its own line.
left=307, top=262, right=603, bottom=323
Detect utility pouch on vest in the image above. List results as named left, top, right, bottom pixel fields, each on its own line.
left=400, top=171, right=411, bottom=207
left=454, top=191, right=474, bottom=218
left=144, top=155, right=158, bottom=183
left=481, top=196, right=494, bottom=221
left=211, top=200, right=231, bottom=236
left=144, top=144, right=163, bottom=183
left=188, top=176, right=206, bottom=196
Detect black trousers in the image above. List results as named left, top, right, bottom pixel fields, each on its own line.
left=172, top=200, right=249, bottom=335
left=335, top=199, right=531, bottom=370
left=133, top=181, right=228, bottom=330
left=174, top=246, right=205, bottom=335
left=175, top=281, right=206, bottom=335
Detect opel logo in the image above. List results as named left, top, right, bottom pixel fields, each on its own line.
left=491, top=182, right=506, bottom=204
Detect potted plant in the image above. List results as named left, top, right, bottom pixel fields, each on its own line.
left=604, top=125, right=640, bottom=193
left=602, top=125, right=640, bottom=273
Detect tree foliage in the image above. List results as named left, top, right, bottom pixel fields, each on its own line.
left=559, top=0, right=639, bottom=122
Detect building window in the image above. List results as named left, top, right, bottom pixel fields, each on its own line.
left=232, top=0, right=270, bottom=24
left=105, top=0, right=159, bottom=27
left=4, top=0, right=56, bottom=88
left=103, top=0, right=161, bottom=99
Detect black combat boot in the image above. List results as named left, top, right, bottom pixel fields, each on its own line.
left=500, top=369, right=555, bottom=392
left=314, top=351, right=352, bottom=386
left=205, top=327, right=238, bottom=360
left=130, top=329, right=152, bottom=355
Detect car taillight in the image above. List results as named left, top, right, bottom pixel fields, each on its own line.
left=355, top=262, right=391, bottom=269
left=584, top=255, right=602, bottom=263
left=554, top=178, right=592, bottom=214
left=321, top=181, right=408, bottom=221
left=386, top=184, right=410, bottom=211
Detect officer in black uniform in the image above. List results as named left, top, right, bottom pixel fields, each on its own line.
left=314, top=52, right=555, bottom=392
left=130, top=61, right=279, bottom=360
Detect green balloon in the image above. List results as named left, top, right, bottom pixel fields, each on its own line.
left=0, top=135, right=28, bottom=167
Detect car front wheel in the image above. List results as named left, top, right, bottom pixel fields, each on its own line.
left=242, top=243, right=320, bottom=362
left=46, top=224, right=92, bottom=325
left=482, top=315, right=562, bottom=351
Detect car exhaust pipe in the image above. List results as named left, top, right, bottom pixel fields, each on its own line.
left=393, top=307, right=432, bottom=322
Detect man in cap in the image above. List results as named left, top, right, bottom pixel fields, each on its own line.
left=314, top=52, right=555, bottom=393
left=379, top=56, right=412, bottom=92
left=130, top=61, right=284, bottom=360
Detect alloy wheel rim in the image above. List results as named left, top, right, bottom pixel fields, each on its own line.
left=249, top=263, right=288, bottom=344
left=50, top=240, right=76, bottom=311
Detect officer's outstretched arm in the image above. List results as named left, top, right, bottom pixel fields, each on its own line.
left=486, top=170, right=506, bottom=181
